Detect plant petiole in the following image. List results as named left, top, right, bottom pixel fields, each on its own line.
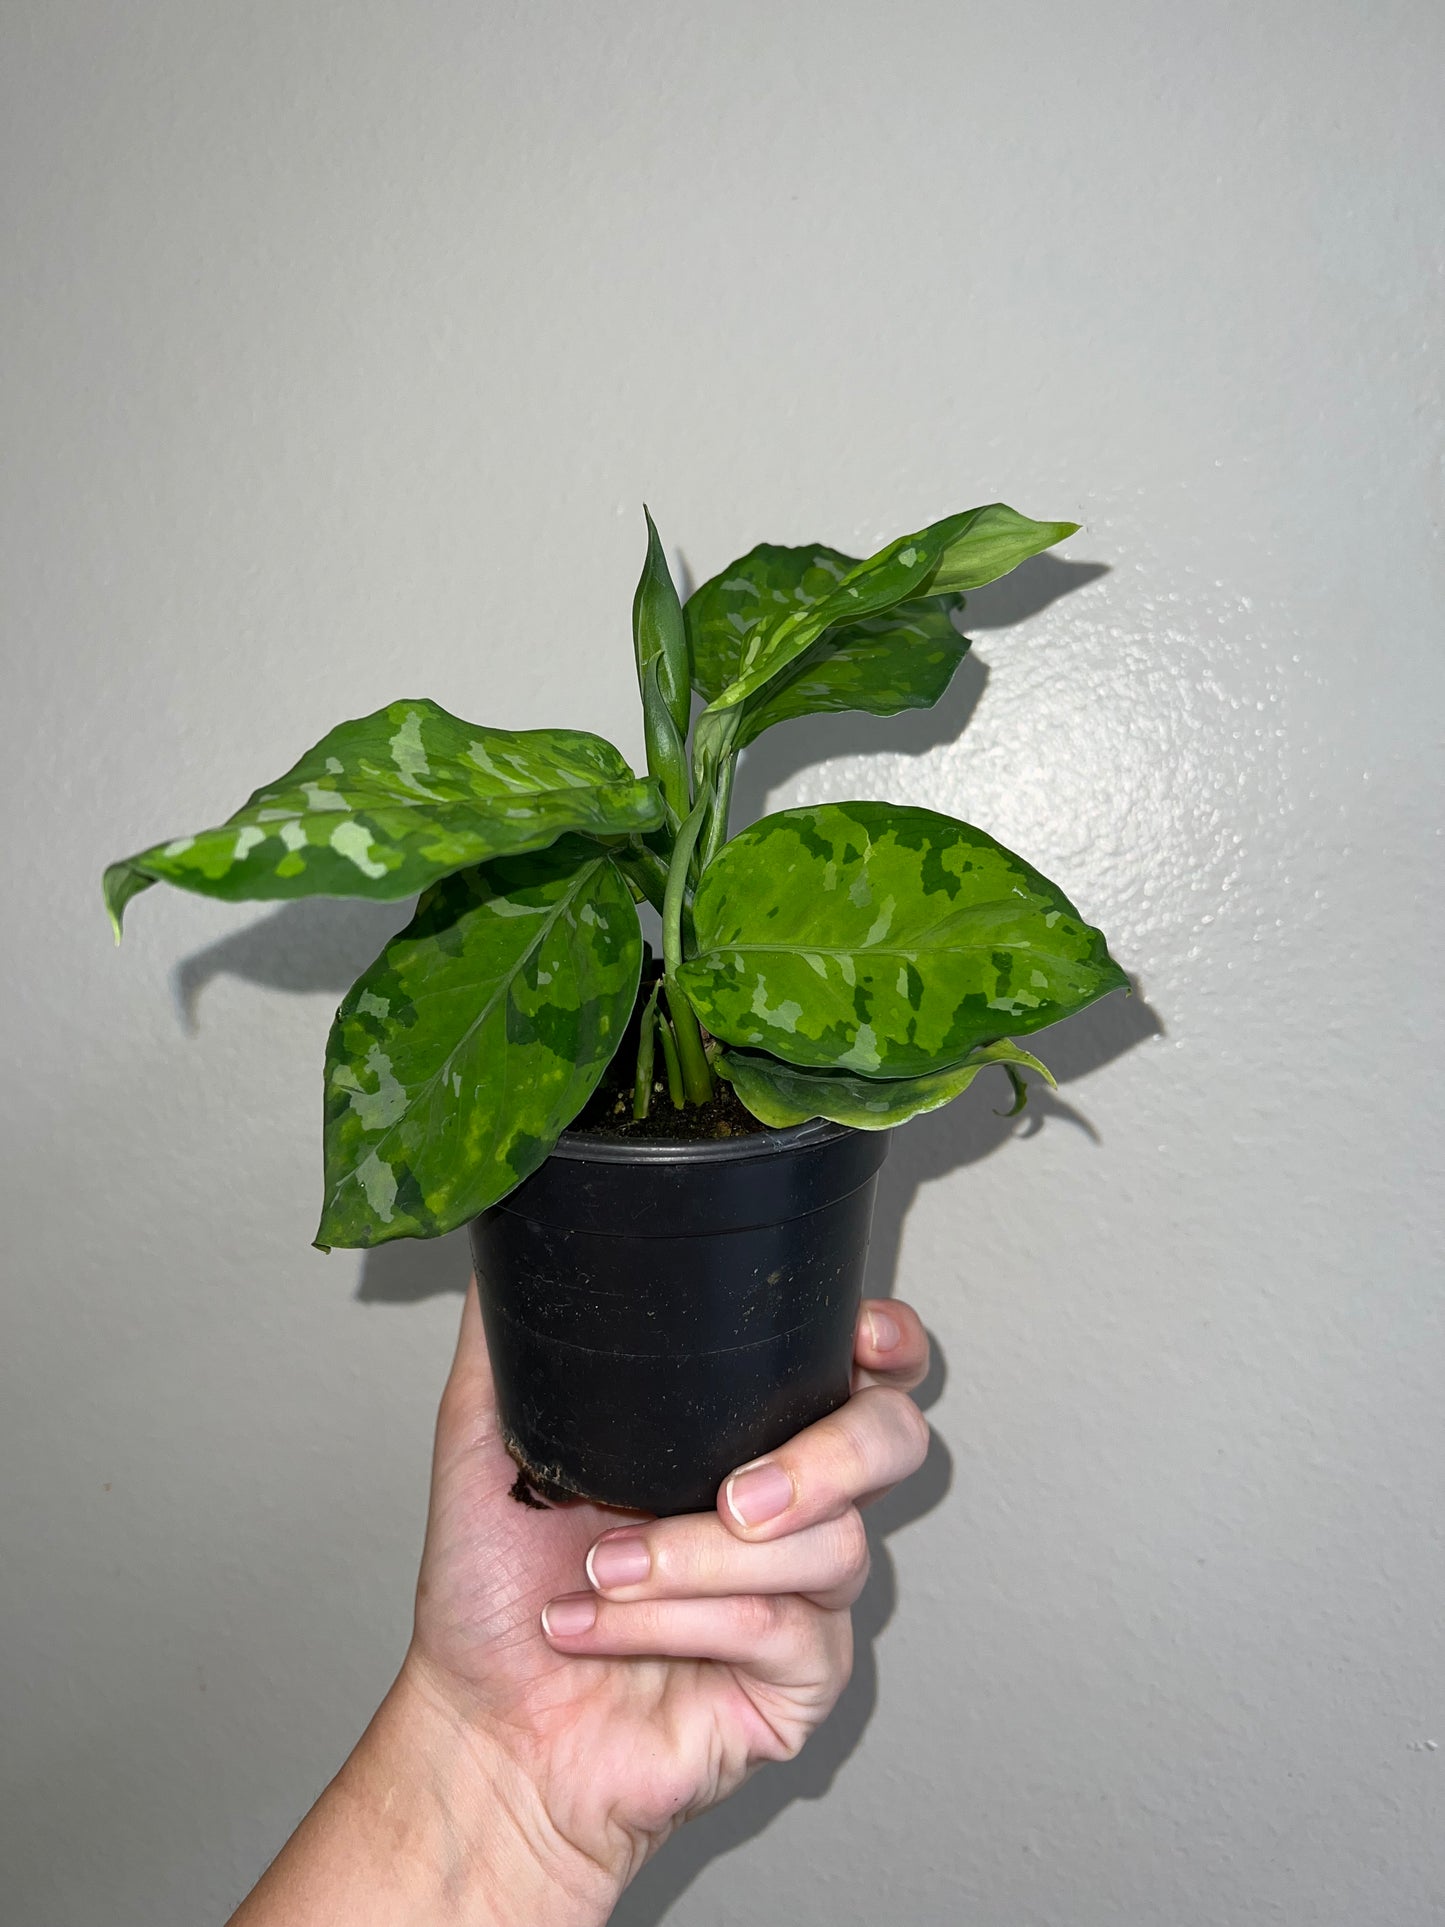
left=661, top=799, right=714, bottom=1105
left=655, top=1007, right=685, bottom=1109
left=632, top=983, right=661, bottom=1120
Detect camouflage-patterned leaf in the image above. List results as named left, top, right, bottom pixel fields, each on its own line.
left=316, top=840, right=641, bottom=1248
left=676, top=803, right=1126, bottom=1076
left=685, top=541, right=969, bottom=746
left=699, top=505, right=1075, bottom=715
left=717, top=1039, right=1056, bottom=1130
left=104, top=699, right=663, bottom=937
left=687, top=543, right=859, bottom=702
left=735, top=599, right=970, bottom=745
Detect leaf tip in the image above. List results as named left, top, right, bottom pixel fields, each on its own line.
left=995, top=1064, right=1032, bottom=1118
left=312, top=1206, right=339, bottom=1253
left=103, top=875, right=126, bottom=944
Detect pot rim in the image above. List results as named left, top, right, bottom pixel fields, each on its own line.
left=550, top=1115, right=858, bottom=1166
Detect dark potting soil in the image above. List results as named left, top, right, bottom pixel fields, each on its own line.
left=568, top=961, right=773, bottom=1143
left=571, top=1075, right=771, bottom=1144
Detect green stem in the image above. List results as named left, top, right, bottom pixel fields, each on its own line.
left=662, top=801, right=714, bottom=1105
left=632, top=984, right=660, bottom=1120
left=699, top=751, right=737, bottom=874
left=655, top=1009, right=685, bottom=1109
left=665, top=986, right=713, bottom=1106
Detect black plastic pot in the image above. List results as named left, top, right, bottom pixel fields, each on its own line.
left=468, top=1119, right=890, bottom=1516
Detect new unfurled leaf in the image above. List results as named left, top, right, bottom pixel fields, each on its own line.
left=316, top=840, right=642, bottom=1248
left=716, top=1039, right=1056, bottom=1130
left=103, top=700, right=663, bottom=936
left=676, top=802, right=1126, bottom=1076
left=633, top=509, right=691, bottom=740
left=685, top=541, right=969, bottom=747
left=695, top=505, right=1075, bottom=717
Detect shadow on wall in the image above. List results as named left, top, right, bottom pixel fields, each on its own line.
left=170, top=897, right=416, bottom=1033
left=606, top=975, right=1158, bottom=1927
left=168, top=549, right=1158, bottom=1925
left=729, top=551, right=1110, bottom=824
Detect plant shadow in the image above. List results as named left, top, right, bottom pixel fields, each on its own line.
left=169, top=897, right=415, bottom=1033
left=729, top=552, right=1109, bottom=825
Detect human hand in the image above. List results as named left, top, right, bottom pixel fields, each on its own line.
left=390, top=1280, right=932, bottom=1922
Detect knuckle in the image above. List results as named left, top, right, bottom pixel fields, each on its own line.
left=825, top=1404, right=878, bottom=1493
left=732, top=1591, right=786, bottom=1645
left=651, top=1524, right=709, bottom=1590
left=830, top=1609, right=855, bottom=1677
left=830, top=1507, right=870, bottom=1583
left=888, top=1389, right=931, bottom=1464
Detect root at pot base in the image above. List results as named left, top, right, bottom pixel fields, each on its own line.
left=469, top=1120, right=889, bottom=1516
left=507, top=1465, right=554, bottom=1511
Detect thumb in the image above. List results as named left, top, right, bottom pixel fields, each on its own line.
left=435, top=1275, right=500, bottom=1443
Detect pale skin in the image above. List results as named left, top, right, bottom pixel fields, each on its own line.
left=228, top=1284, right=932, bottom=1925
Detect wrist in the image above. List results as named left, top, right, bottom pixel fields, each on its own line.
left=343, top=1653, right=624, bottom=1927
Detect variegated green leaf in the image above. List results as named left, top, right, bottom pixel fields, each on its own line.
left=698, top=505, right=1075, bottom=716
left=926, top=503, right=1079, bottom=596
left=734, top=598, right=970, bottom=745
left=687, top=543, right=860, bottom=702
left=316, top=840, right=641, bottom=1248
left=685, top=541, right=969, bottom=746
left=717, top=1039, right=1056, bottom=1129
left=676, top=803, right=1126, bottom=1076
left=104, top=700, right=663, bottom=936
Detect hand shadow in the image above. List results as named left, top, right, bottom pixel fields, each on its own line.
left=611, top=1334, right=951, bottom=1927
left=609, top=967, right=1158, bottom=1926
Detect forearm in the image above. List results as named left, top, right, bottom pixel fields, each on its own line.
left=227, top=1659, right=623, bottom=1927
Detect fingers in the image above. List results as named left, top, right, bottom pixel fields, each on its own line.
left=542, top=1587, right=848, bottom=1692
left=583, top=1506, right=871, bottom=1612
left=537, top=1299, right=933, bottom=1725
left=719, top=1382, right=930, bottom=1541
left=852, top=1297, right=931, bottom=1393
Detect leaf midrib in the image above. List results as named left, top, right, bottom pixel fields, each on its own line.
left=691, top=934, right=1104, bottom=971
left=242, top=776, right=653, bottom=820
left=351, top=855, right=613, bottom=1175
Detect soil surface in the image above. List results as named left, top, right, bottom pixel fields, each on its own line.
left=571, top=1074, right=770, bottom=1143
left=567, top=964, right=773, bottom=1143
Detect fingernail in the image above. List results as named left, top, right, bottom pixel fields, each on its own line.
left=725, top=1461, right=793, bottom=1528
left=587, top=1536, right=650, bottom=1590
left=867, top=1307, right=901, bottom=1352
left=542, top=1594, right=598, bottom=1637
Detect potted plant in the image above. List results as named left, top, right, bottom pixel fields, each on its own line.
left=105, top=501, right=1126, bottom=1514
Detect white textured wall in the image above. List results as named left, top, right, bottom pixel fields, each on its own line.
left=4, top=4, right=1442, bottom=1922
